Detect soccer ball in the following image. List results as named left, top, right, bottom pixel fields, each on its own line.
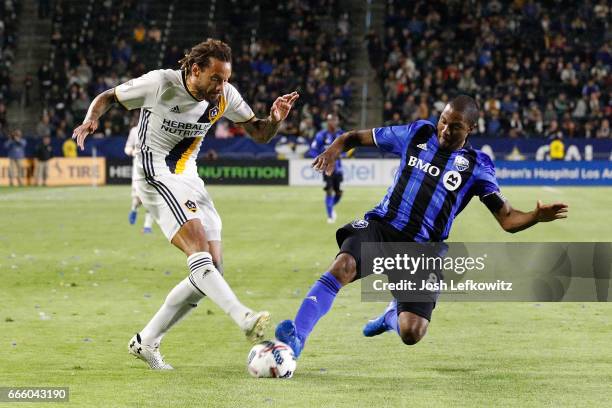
left=247, top=340, right=296, bottom=379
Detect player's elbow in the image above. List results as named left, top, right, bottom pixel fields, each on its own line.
left=497, top=215, right=518, bottom=233
left=501, top=223, right=519, bottom=234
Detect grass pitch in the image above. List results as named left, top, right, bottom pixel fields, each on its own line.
left=0, top=185, right=610, bottom=407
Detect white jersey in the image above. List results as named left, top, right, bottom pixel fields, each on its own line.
left=114, top=69, right=254, bottom=179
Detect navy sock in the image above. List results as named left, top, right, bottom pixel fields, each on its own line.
left=325, top=196, right=334, bottom=217
left=333, top=193, right=341, bottom=206
left=294, top=271, right=342, bottom=345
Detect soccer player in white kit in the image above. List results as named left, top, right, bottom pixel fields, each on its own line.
left=73, top=39, right=299, bottom=370
left=124, top=124, right=154, bottom=233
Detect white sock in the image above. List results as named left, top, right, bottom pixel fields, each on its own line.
left=144, top=212, right=154, bottom=229
left=139, top=278, right=205, bottom=347
left=187, top=252, right=252, bottom=330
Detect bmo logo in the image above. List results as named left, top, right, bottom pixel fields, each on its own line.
left=407, top=156, right=441, bottom=176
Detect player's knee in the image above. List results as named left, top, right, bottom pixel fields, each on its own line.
left=329, top=254, right=357, bottom=286
left=173, top=220, right=208, bottom=255
left=399, top=327, right=424, bottom=346
left=398, top=314, right=428, bottom=346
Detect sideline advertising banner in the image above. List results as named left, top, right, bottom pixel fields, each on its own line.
left=289, top=159, right=399, bottom=186
left=106, top=159, right=133, bottom=185
left=0, top=157, right=106, bottom=186
left=197, top=159, right=288, bottom=185
left=494, top=160, right=612, bottom=185
left=288, top=159, right=612, bottom=186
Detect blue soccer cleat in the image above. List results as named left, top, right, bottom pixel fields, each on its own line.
left=129, top=210, right=137, bottom=225
left=363, top=300, right=396, bottom=337
left=142, top=227, right=153, bottom=234
left=275, top=319, right=303, bottom=358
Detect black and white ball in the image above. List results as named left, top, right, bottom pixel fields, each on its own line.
left=247, top=340, right=296, bottom=379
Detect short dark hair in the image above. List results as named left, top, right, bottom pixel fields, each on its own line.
left=449, top=95, right=479, bottom=126
left=179, top=39, right=232, bottom=71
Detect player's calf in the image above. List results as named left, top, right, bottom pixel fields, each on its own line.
left=329, top=253, right=357, bottom=286
left=397, top=312, right=428, bottom=346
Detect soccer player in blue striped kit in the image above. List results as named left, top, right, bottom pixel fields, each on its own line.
left=309, top=113, right=344, bottom=223
left=276, top=95, right=568, bottom=362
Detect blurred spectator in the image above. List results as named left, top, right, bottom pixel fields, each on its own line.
left=23, top=75, right=33, bottom=107
left=596, top=119, right=610, bottom=139
left=38, top=0, right=51, bottom=19
left=509, top=112, right=524, bottom=137
left=133, top=23, right=146, bottom=43
left=0, top=102, right=7, bottom=133
left=213, top=118, right=232, bottom=139
left=4, top=129, right=26, bottom=186
left=545, top=120, right=563, bottom=139
left=62, top=137, right=77, bottom=157
left=549, top=136, right=565, bottom=160
left=112, top=39, right=132, bottom=66
left=35, top=113, right=52, bottom=138
left=35, top=135, right=53, bottom=186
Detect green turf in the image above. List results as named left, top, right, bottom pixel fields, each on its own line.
left=0, top=186, right=610, bottom=407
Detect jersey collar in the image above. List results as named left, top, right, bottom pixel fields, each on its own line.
left=181, top=69, right=202, bottom=102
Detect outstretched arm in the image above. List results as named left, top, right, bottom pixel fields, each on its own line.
left=312, top=129, right=374, bottom=175
left=240, top=91, right=299, bottom=143
left=72, top=89, right=117, bottom=150
left=493, top=199, right=568, bottom=233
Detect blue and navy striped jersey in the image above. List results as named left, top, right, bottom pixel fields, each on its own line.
left=309, top=128, right=344, bottom=174
left=365, top=120, right=500, bottom=242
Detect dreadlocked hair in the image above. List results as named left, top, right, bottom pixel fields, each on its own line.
left=179, top=39, right=232, bottom=72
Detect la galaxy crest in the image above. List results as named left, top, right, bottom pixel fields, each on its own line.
left=184, top=200, right=197, bottom=213
left=208, top=105, right=220, bottom=121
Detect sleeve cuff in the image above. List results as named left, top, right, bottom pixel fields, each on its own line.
left=371, top=128, right=379, bottom=147
left=113, top=88, right=129, bottom=110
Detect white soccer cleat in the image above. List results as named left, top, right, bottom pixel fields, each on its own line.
left=128, top=334, right=174, bottom=370
left=327, top=209, right=337, bottom=223
left=243, top=311, right=271, bottom=343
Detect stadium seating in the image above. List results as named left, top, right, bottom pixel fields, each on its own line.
left=35, top=0, right=353, bottom=142
left=0, top=0, right=20, bottom=135
left=380, top=0, right=610, bottom=138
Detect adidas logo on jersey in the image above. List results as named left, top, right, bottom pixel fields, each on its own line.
left=417, top=143, right=428, bottom=150
left=170, top=105, right=180, bottom=113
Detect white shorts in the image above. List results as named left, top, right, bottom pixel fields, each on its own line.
left=135, top=174, right=222, bottom=241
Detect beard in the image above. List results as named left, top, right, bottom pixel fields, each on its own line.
left=204, top=93, right=221, bottom=103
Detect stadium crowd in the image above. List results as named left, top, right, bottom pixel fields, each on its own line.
left=33, top=0, right=352, bottom=142
left=37, top=0, right=165, bottom=140
left=0, top=0, right=20, bottom=137
left=376, top=0, right=610, bottom=138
